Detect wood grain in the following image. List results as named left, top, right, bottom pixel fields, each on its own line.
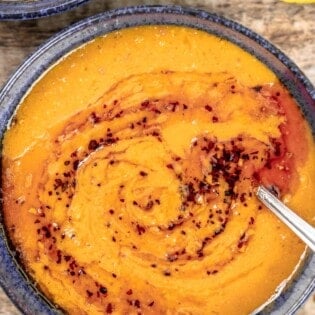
left=0, top=0, right=314, bottom=314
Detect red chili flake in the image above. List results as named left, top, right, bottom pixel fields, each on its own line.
left=136, top=224, right=146, bottom=235
left=148, top=301, right=155, bottom=307
left=141, top=100, right=150, bottom=108
left=43, top=265, right=49, bottom=270
left=150, top=264, right=157, bottom=268
left=64, top=255, right=71, bottom=262
left=88, top=140, right=99, bottom=151
left=252, top=85, right=262, bottom=92
left=212, top=116, right=219, bottom=123
left=64, top=160, right=70, bottom=166
left=205, top=105, right=213, bottom=112
left=90, top=112, right=101, bottom=124
left=166, top=164, right=173, bottom=169
left=163, top=270, right=171, bottom=276
left=100, top=286, right=108, bottom=294
left=106, top=303, right=113, bottom=314
left=238, top=242, right=244, bottom=249
left=126, top=289, right=133, bottom=295
left=139, top=171, right=148, bottom=176
left=109, top=209, right=115, bottom=215
left=145, top=201, right=154, bottom=210
left=41, top=226, right=51, bottom=239
left=181, top=230, right=186, bottom=235
left=112, top=273, right=117, bottom=278
left=183, top=104, right=188, bottom=110
left=249, top=217, right=255, bottom=225
left=134, top=300, right=141, bottom=308
left=73, top=160, right=80, bottom=171
left=112, top=236, right=116, bottom=242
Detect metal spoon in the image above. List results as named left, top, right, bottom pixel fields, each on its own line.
left=256, top=185, right=315, bottom=252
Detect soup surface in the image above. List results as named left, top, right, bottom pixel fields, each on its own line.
left=2, top=25, right=315, bottom=315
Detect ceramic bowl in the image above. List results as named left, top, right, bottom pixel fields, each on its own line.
left=0, top=5, right=314, bottom=315
left=0, top=0, right=89, bottom=20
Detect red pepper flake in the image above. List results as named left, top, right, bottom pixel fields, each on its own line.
left=205, top=105, right=213, bottom=112
left=139, top=171, right=148, bottom=176
left=150, top=264, right=157, bottom=268
left=141, top=100, right=150, bottom=108
left=166, top=164, right=173, bottom=169
left=145, top=200, right=154, bottom=210
left=99, top=286, right=108, bottom=294
left=134, top=300, right=141, bottom=308
left=109, top=209, right=115, bottom=215
left=148, top=301, right=155, bottom=307
left=252, top=85, right=262, bottom=92
left=126, top=289, right=133, bottom=295
left=212, top=116, right=219, bottom=123
left=86, top=290, right=93, bottom=297
left=207, top=270, right=218, bottom=275
left=90, top=112, right=101, bottom=124
left=88, top=139, right=99, bottom=151
left=106, top=303, right=113, bottom=314
left=136, top=224, right=146, bottom=235
left=112, top=273, right=117, bottom=278
left=163, top=270, right=171, bottom=276
left=73, top=160, right=80, bottom=171
left=64, top=160, right=70, bottom=166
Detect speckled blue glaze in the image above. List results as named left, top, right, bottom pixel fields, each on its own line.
left=0, top=0, right=89, bottom=20
left=0, top=5, right=314, bottom=315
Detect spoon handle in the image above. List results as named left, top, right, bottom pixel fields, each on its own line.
left=256, top=186, right=315, bottom=252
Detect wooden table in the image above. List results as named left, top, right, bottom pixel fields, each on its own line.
left=0, top=0, right=314, bottom=314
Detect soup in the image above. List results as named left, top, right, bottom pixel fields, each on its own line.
left=2, top=25, right=315, bottom=314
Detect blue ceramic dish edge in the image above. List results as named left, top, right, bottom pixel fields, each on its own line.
left=0, top=0, right=89, bottom=20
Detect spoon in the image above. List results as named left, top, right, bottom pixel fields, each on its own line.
left=256, top=185, right=315, bottom=252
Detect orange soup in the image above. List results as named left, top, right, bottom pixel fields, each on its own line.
left=2, top=25, right=315, bottom=314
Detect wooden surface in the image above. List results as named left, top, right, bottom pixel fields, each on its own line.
left=0, top=0, right=314, bottom=314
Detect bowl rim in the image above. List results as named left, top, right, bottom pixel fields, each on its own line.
left=0, top=0, right=89, bottom=20
left=0, top=4, right=314, bottom=315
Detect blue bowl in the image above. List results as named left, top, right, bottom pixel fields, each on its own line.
left=0, top=5, right=314, bottom=315
left=0, top=0, right=89, bottom=20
